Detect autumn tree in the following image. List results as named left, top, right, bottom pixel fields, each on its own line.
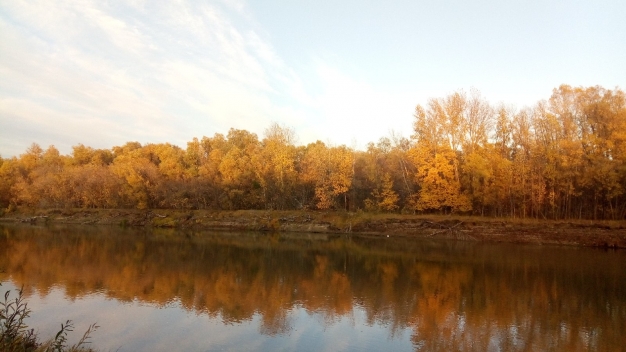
left=301, top=142, right=353, bottom=210
left=110, top=146, right=162, bottom=209
left=254, top=123, right=298, bottom=209
left=410, top=93, right=471, bottom=213
left=217, top=129, right=262, bottom=209
left=364, top=172, right=399, bottom=212
left=355, top=138, right=403, bottom=212
left=2, top=84, right=624, bottom=218
left=409, top=146, right=470, bottom=213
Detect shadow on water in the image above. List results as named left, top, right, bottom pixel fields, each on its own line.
left=1, top=223, right=625, bottom=351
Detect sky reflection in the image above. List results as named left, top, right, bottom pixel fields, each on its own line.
left=1, top=280, right=413, bottom=352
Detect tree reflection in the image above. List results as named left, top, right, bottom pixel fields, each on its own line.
left=1, top=225, right=625, bottom=351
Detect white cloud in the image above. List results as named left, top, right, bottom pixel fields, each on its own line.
left=2, top=0, right=622, bottom=157
left=0, top=0, right=308, bottom=157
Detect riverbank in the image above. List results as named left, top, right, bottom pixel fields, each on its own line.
left=2, top=208, right=626, bottom=249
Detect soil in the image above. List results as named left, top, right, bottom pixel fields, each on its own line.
left=2, top=208, right=626, bottom=249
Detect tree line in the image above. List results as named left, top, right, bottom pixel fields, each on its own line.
left=1, top=84, right=625, bottom=219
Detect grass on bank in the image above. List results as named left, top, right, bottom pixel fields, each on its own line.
left=2, top=206, right=625, bottom=231
left=0, top=283, right=98, bottom=352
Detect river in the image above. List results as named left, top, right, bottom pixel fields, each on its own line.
left=1, top=224, right=625, bottom=351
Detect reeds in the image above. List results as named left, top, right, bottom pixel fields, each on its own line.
left=0, top=283, right=98, bottom=352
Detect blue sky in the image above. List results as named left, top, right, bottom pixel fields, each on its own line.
left=1, top=0, right=624, bottom=157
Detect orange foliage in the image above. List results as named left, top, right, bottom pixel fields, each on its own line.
left=2, top=85, right=626, bottom=219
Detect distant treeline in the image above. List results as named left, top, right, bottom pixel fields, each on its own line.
left=1, top=84, right=625, bottom=220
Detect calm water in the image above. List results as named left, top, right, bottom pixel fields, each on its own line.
left=1, top=224, right=625, bottom=352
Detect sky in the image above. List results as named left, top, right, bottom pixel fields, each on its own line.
left=1, top=0, right=625, bottom=157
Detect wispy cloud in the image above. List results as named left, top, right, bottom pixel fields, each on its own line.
left=2, top=0, right=624, bottom=157
left=0, top=0, right=303, bottom=156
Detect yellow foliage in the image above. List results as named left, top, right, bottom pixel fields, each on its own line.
left=409, top=146, right=470, bottom=213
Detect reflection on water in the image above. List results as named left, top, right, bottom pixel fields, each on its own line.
left=1, top=224, right=625, bottom=351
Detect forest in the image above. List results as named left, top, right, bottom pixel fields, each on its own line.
left=1, top=84, right=625, bottom=220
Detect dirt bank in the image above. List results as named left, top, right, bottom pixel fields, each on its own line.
left=2, top=209, right=626, bottom=249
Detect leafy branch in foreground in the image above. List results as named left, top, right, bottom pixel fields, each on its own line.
left=0, top=283, right=99, bottom=352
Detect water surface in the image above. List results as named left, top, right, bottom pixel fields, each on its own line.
left=1, top=224, right=625, bottom=351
